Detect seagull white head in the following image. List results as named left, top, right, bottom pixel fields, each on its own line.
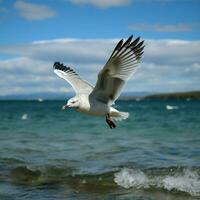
left=62, top=97, right=79, bottom=110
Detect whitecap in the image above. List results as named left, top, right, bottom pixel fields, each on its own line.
left=38, top=98, right=43, bottom=102
left=186, top=98, right=191, bottom=101
left=114, top=168, right=149, bottom=189
left=135, top=98, right=141, bottom=102
left=21, top=114, right=28, bottom=120
left=162, top=169, right=200, bottom=196
left=114, top=167, right=200, bottom=197
left=166, top=105, right=179, bottom=110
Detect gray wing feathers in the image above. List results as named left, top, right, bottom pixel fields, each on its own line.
left=106, top=36, right=144, bottom=80
left=92, top=71, right=125, bottom=103
left=91, top=36, right=144, bottom=104
left=53, top=62, right=93, bottom=94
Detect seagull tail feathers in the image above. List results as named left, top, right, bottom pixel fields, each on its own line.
left=111, top=111, right=129, bottom=121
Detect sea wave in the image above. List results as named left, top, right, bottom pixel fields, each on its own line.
left=114, top=167, right=200, bottom=197
left=8, top=165, right=200, bottom=197
left=11, top=165, right=73, bottom=184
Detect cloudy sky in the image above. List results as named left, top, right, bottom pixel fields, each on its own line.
left=0, top=0, right=200, bottom=96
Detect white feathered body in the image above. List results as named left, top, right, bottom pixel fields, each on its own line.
left=76, top=94, right=129, bottom=121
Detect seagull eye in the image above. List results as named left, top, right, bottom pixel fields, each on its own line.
left=71, top=101, right=75, bottom=103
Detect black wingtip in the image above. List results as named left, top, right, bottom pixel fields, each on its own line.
left=53, top=62, right=66, bottom=70
left=123, top=35, right=133, bottom=47
left=116, top=39, right=124, bottom=50
left=128, top=35, right=133, bottom=41
left=109, top=39, right=124, bottom=58
left=53, top=61, right=61, bottom=69
left=129, top=37, right=140, bottom=47
left=53, top=62, right=79, bottom=76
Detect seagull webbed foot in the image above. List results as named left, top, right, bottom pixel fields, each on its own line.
left=106, top=114, right=116, bottom=129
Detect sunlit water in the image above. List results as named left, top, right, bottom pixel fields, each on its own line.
left=0, top=99, right=200, bottom=200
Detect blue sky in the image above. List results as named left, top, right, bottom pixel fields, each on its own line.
left=0, top=0, right=200, bottom=96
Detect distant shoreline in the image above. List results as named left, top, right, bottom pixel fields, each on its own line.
left=119, top=91, right=200, bottom=100
left=0, top=91, right=200, bottom=100
left=143, top=91, right=200, bottom=100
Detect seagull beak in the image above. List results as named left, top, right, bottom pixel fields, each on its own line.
left=62, top=104, right=68, bottom=110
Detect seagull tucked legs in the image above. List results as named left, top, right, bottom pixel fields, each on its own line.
left=106, top=114, right=116, bottom=129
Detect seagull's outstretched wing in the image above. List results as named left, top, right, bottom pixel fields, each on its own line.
left=90, top=35, right=144, bottom=105
left=53, top=62, right=93, bottom=94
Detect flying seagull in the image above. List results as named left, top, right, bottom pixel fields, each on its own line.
left=53, top=36, right=144, bottom=128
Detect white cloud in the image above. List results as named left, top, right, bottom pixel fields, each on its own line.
left=0, top=38, right=114, bottom=64
left=0, top=37, right=200, bottom=95
left=14, top=0, right=56, bottom=20
left=0, top=57, right=73, bottom=95
left=144, top=39, right=200, bottom=66
left=129, top=23, right=197, bottom=32
left=69, top=0, right=198, bottom=8
left=1, top=38, right=200, bottom=66
left=69, top=0, right=131, bottom=8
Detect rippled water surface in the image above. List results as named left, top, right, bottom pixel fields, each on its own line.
left=0, top=99, right=200, bottom=200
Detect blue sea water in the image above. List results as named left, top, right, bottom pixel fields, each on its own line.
left=0, top=99, right=200, bottom=200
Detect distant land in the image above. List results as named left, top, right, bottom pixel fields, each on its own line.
left=0, top=91, right=151, bottom=100
left=144, top=91, right=200, bottom=100
left=0, top=91, right=199, bottom=100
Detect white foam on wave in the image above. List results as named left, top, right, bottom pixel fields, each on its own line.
left=186, top=98, right=191, bottom=101
left=21, top=114, right=28, bottom=120
left=114, top=168, right=149, bottom=189
left=162, top=169, right=200, bottom=196
left=166, top=105, right=179, bottom=110
left=114, top=168, right=200, bottom=197
left=38, top=98, right=43, bottom=102
left=135, top=98, right=141, bottom=102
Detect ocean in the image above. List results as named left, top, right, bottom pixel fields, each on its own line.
left=0, top=99, right=199, bottom=200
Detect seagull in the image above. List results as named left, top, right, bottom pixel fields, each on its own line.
left=53, top=36, right=144, bottom=128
